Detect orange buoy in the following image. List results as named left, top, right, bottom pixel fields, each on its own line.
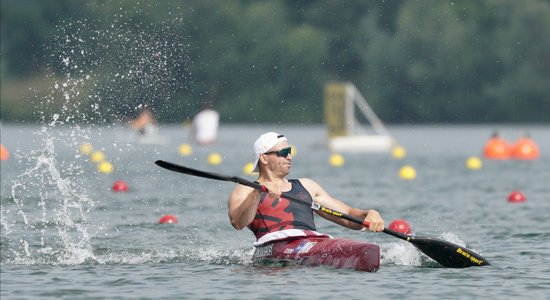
left=0, top=144, right=9, bottom=161
left=511, top=135, right=539, bottom=160
left=483, top=132, right=511, bottom=160
left=159, top=214, right=179, bottom=224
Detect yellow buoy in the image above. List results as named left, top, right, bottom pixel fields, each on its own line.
left=90, top=151, right=105, bottom=163
left=466, top=156, right=482, bottom=170
left=243, top=162, right=255, bottom=175
left=207, top=152, right=223, bottom=165
left=329, top=154, right=345, bottom=167
left=178, top=143, right=193, bottom=156
left=290, top=145, right=298, bottom=158
left=399, top=165, right=416, bottom=180
left=391, top=146, right=406, bottom=159
left=97, top=161, right=113, bottom=174
left=79, top=142, right=93, bottom=155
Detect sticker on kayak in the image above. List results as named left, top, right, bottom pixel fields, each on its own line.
left=291, top=241, right=317, bottom=254
left=254, top=244, right=273, bottom=257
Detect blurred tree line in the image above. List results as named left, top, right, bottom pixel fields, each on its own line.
left=1, top=0, right=549, bottom=124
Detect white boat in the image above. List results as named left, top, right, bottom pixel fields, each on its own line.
left=324, top=82, right=395, bottom=152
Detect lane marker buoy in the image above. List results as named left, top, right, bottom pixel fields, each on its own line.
left=97, top=161, right=113, bottom=174
left=483, top=132, right=511, bottom=160
left=0, top=144, right=9, bottom=161
left=243, top=162, right=255, bottom=175
left=207, top=152, right=223, bottom=165
left=290, top=145, right=298, bottom=158
left=391, top=146, right=406, bottom=159
left=389, top=219, right=412, bottom=234
left=80, top=143, right=93, bottom=155
left=178, top=143, right=193, bottom=156
left=511, top=137, right=539, bottom=160
left=507, top=190, right=526, bottom=203
left=159, top=214, right=179, bottom=224
left=399, top=165, right=416, bottom=180
left=466, top=156, right=482, bottom=170
left=112, top=180, right=129, bottom=192
left=329, top=154, right=345, bottom=167
left=90, top=151, right=106, bottom=163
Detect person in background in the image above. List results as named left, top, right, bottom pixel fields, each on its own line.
left=129, top=107, right=157, bottom=136
left=228, top=132, right=384, bottom=247
left=191, top=102, right=219, bottom=145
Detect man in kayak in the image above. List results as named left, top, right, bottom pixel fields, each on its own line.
left=228, top=132, right=384, bottom=247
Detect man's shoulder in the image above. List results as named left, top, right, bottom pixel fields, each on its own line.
left=294, top=178, right=317, bottom=187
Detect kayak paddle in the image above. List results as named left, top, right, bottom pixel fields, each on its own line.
left=155, top=160, right=490, bottom=268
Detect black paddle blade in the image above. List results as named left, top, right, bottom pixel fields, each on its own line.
left=409, top=237, right=490, bottom=268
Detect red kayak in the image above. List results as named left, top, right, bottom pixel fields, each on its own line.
left=252, top=237, right=380, bottom=272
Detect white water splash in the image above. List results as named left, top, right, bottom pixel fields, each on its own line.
left=381, top=232, right=471, bottom=267
left=2, top=4, right=190, bottom=266
left=440, top=231, right=467, bottom=247
left=4, top=121, right=96, bottom=265
left=42, top=16, right=188, bottom=123
left=381, top=242, right=423, bottom=266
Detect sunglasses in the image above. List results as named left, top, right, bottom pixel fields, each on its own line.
left=264, top=147, right=292, bottom=157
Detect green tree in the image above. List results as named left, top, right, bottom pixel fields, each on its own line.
left=481, top=0, right=550, bottom=121
left=357, top=0, right=550, bottom=123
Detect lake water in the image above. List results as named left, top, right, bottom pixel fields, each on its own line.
left=1, top=123, right=549, bottom=299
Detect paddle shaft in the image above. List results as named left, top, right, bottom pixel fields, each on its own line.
left=155, top=160, right=408, bottom=238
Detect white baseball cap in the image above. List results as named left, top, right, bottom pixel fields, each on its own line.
left=252, top=132, right=287, bottom=172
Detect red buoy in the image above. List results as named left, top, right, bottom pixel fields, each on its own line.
left=389, top=219, right=412, bottom=234
left=159, top=214, right=178, bottom=224
left=507, top=191, right=526, bottom=203
left=112, top=180, right=129, bottom=192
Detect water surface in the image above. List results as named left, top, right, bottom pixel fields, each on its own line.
left=1, top=124, right=549, bottom=299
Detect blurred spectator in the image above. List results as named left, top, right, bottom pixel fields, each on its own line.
left=191, top=103, right=219, bottom=145
left=129, top=107, right=157, bottom=136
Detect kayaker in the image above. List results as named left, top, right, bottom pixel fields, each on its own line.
left=228, top=131, right=384, bottom=247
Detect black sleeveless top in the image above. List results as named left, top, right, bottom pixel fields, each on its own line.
left=248, top=179, right=317, bottom=239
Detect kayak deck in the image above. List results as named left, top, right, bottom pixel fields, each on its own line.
left=252, top=237, right=380, bottom=272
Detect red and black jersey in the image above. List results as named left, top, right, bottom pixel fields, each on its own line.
left=248, top=179, right=316, bottom=239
